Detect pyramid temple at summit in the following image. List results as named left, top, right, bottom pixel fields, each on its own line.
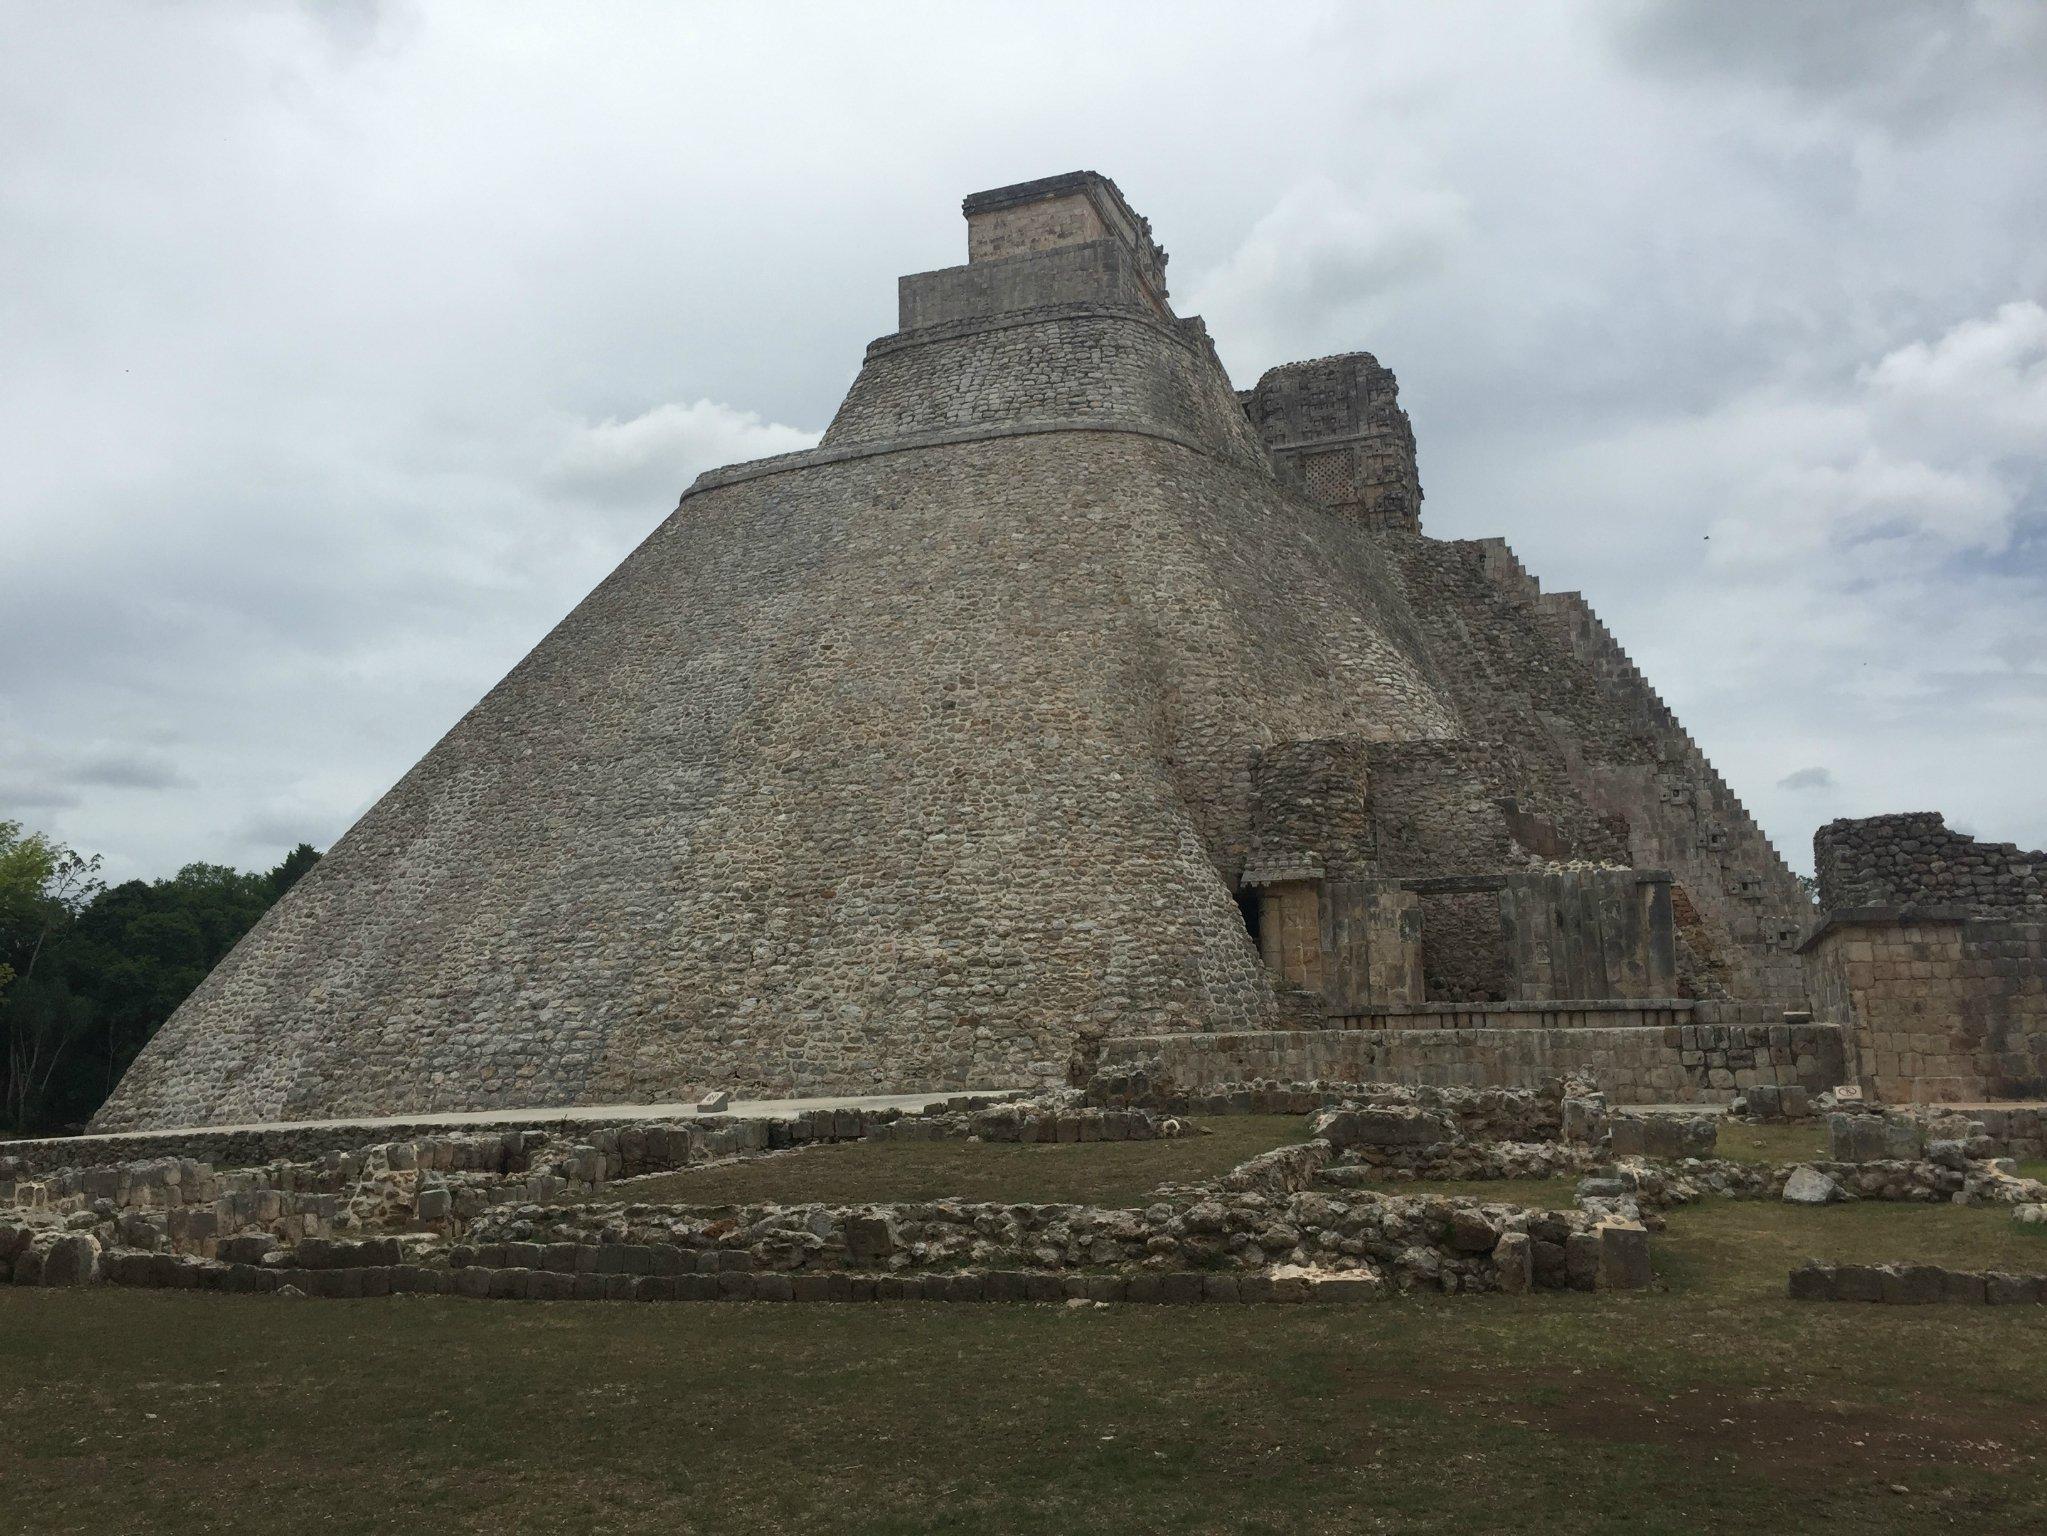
left=95, top=173, right=2047, bottom=1132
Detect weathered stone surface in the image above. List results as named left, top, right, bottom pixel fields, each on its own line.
left=1312, top=1106, right=1456, bottom=1151
left=1595, top=1221, right=1651, bottom=1291
left=1781, top=1166, right=1840, bottom=1206
left=37, top=1234, right=101, bottom=1287
left=1787, top=1262, right=1834, bottom=1300
left=1492, top=1232, right=1532, bottom=1295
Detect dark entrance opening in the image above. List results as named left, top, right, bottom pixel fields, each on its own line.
left=1234, top=886, right=1262, bottom=952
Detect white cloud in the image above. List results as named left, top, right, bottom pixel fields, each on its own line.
left=1185, top=171, right=1471, bottom=380
left=544, top=400, right=818, bottom=508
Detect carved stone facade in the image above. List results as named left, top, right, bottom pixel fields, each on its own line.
left=1241, top=354, right=1423, bottom=532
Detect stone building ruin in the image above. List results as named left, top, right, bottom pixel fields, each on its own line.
left=92, top=172, right=2042, bottom=1131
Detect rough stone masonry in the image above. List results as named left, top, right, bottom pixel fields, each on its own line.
left=97, top=170, right=2012, bottom=1132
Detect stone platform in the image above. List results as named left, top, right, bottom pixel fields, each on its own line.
left=1101, top=1017, right=1846, bottom=1106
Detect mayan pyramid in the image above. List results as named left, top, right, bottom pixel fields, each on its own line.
left=96, top=173, right=1812, bottom=1131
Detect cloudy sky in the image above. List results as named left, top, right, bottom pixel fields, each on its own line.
left=4, top=0, right=2043, bottom=883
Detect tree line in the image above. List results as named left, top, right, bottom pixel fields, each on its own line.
left=0, top=819, right=319, bottom=1135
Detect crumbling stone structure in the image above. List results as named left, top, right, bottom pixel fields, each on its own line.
left=96, top=171, right=1824, bottom=1133
left=1804, top=814, right=2047, bottom=1103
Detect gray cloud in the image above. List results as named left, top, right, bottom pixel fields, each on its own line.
left=1611, top=0, right=2047, bottom=128
left=2, top=1, right=2042, bottom=883
left=1778, top=767, right=1837, bottom=792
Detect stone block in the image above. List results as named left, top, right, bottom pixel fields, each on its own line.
left=1941, top=1270, right=1987, bottom=1304
left=1309, top=1275, right=1380, bottom=1303
left=1159, top=1272, right=1206, bottom=1304
left=1266, top=1274, right=1308, bottom=1303
left=38, top=1234, right=101, bottom=1287
left=1564, top=1232, right=1601, bottom=1291
left=1493, top=1232, right=1533, bottom=1295
left=1448, top=1209, right=1498, bottom=1253
left=1834, top=1265, right=1883, bottom=1302
left=1781, top=1167, right=1839, bottom=1205
left=1787, top=1262, right=1834, bottom=1300
left=1879, top=1264, right=1944, bottom=1305
left=844, top=1213, right=897, bottom=1263
left=1596, top=1222, right=1651, bottom=1291
left=1984, top=1272, right=2042, bottom=1305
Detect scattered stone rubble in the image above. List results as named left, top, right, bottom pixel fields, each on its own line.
left=8, top=1074, right=2040, bottom=1308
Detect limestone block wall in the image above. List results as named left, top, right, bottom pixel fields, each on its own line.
left=1100, top=1018, right=1844, bottom=1105
left=96, top=405, right=1478, bottom=1132
left=1247, top=738, right=1376, bottom=881
left=1805, top=915, right=2047, bottom=1102
left=967, top=191, right=1108, bottom=262
left=824, top=303, right=1268, bottom=468
left=897, top=244, right=1154, bottom=331
left=1816, top=813, right=2047, bottom=918
left=1384, top=535, right=1811, bottom=1002
left=962, top=172, right=1169, bottom=306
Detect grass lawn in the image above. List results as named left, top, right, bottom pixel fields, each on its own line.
left=5, top=1190, right=2046, bottom=1536
left=609, top=1115, right=1307, bottom=1207
left=1715, top=1120, right=1830, bottom=1165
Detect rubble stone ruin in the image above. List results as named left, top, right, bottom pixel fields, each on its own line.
left=94, top=172, right=2046, bottom=1131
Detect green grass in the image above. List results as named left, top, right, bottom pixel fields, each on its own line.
left=609, top=1115, right=1307, bottom=1208
left=1715, top=1120, right=1830, bottom=1165
left=5, top=1191, right=2047, bottom=1536
left=1664, top=1194, right=2047, bottom=1303
left=2019, top=1159, right=2047, bottom=1184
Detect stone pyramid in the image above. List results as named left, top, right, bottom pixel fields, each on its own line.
left=96, top=173, right=1809, bottom=1130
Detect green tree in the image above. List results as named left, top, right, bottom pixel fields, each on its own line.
left=0, top=828, right=319, bottom=1133
left=0, top=821, right=104, bottom=1130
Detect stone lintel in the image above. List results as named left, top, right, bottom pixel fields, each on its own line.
left=1797, top=904, right=1971, bottom=954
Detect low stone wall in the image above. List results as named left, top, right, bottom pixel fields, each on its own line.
left=1098, top=1024, right=1844, bottom=1105
left=1790, top=1261, right=2047, bottom=1305
left=1909, top=1103, right=2047, bottom=1160
left=2, top=1104, right=1053, bottom=1253
left=0, top=1095, right=1018, bottom=1177
left=1331, top=1001, right=1691, bottom=1032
